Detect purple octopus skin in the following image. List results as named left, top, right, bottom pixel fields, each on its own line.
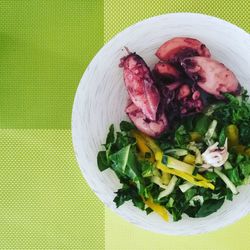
left=156, top=37, right=211, bottom=63
left=181, top=98, right=203, bottom=115
left=162, top=81, right=204, bottom=116
left=165, top=82, right=182, bottom=91
left=181, top=56, right=240, bottom=98
left=154, top=62, right=181, bottom=80
left=178, top=84, right=191, bottom=100
left=120, top=53, right=160, bottom=121
left=126, top=102, right=168, bottom=138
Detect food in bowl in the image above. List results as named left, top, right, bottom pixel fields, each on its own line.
left=97, top=37, right=250, bottom=222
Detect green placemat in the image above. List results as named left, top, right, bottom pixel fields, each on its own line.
left=0, top=1, right=105, bottom=249
left=0, top=0, right=103, bottom=129
left=0, top=130, right=104, bottom=249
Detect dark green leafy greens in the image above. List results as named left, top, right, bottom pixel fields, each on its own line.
left=109, top=145, right=145, bottom=194
left=174, top=125, right=190, bottom=148
left=114, top=184, right=145, bottom=210
left=194, top=115, right=211, bottom=135
left=195, top=198, right=224, bottom=218
left=212, top=93, right=250, bottom=145
left=97, top=90, right=250, bottom=221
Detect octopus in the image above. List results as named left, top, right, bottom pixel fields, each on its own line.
left=181, top=57, right=240, bottom=98
left=154, top=62, right=181, bottom=80
left=119, top=37, right=241, bottom=137
left=126, top=102, right=167, bottom=138
left=120, top=53, right=160, bottom=121
left=155, top=37, right=211, bottom=63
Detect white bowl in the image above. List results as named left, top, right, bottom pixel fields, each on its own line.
left=72, top=13, right=250, bottom=235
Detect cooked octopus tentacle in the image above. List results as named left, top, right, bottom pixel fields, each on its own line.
left=120, top=53, right=160, bottom=121
left=126, top=103, right=167, bottom=138
left=181, top=56, right=240, bottom=98
left=156, top=37, right=211, bottom=63
left=154, top=62, right=181, bottom=80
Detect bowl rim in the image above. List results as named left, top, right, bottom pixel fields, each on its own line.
left=72, top=12, right=250, bottom=235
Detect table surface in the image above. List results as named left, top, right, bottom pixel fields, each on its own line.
left=1, top=1, right=250, bottom=249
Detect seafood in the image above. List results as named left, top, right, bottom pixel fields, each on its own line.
left=126, top=103, right=167, bottom=137
left=156, top=37, right=211, bottom=63
left=154, top=62, right=181, bottom=80
left=120, top=53, right=160, bottom=121
left=181, top=57, right=240, bottom=98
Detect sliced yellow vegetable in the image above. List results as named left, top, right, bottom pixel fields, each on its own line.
left=161, top=172, right=171, bottom=185
left=132, top=129, right=214, bottom=190
left=190, top=132, right=202, bottom=142
left=156, top=162, right=214, bottom=190
left=134, top=131, right=161, bottom=154
left=226, top=124, right=239, bottom=147
left=131, top=131, right=154, bottom=162
left=167, top=155, right=195, bottom=175
left=183, top=154, right=196, bottom=165
left=195, top=173, right=212, bottom=182
left=156, top=152, right=194, bottom=175
left=155, top=151, right=163, bottom=161
left=143, top=197, right=168, bottom=221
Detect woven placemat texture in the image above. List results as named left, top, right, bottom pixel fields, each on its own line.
left=104, top=0, right=250, bottom=43
left=0, top=1, right=104, bottom=249
left=0, top=130, right=104, bottom=249
left=0, top=0, right=103, bottom=129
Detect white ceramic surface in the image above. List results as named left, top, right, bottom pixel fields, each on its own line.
left=72, top=13, right=250, bottom=235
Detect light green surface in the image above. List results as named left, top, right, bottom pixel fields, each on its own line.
left=104, top=1, right=250, bottom=249
left=0, top=1, right=105, bottom=249
left=104, top=0, right=250, bottom=43
left=105, top=208, right=250, bottom=250
left=0, top=130, right=104, bottom=249
left=0, top=1, right=103, bottom=128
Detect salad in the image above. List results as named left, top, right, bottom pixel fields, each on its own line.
left=97, top=37, right=250, bottom=221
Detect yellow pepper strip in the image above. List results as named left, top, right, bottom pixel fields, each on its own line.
left=131, top=131, right=154, bottom=162
left=132, top=130, right=214, bottom=190
left=194, top=173, right=212, bottom=182
left=189, top=132, right=202, bottom=142
left=143, top=197, right=168, bottom=221
left=155, top=151, right=163, bottom=161
left=131, top=131, right=172, bottom=181
left=226, top=124, right=239, bottom=148
left=156, top=161, right=215, bottom=190
left=134, top=131, right=161, bottom=154
left=183, top=154, right=196, bottom=165
left=155, top=151, right=194, bottom=175
left=161, top=172, right=171, bottom=185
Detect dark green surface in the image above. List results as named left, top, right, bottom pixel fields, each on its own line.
left=0, top=0, right=103, bottom=128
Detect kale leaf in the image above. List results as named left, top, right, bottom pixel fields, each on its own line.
left=174, top=125, right=190, bottom=148
left=194, top=115, right=211, bottom=135
left=97, top=151, right=110, bottom=171
left=120, top=121, right=135, bottom=132
left=110, top=145, right=145, bottom=195
left=114, top=184, right=145, bottom=210
left=195, top=198, right=225, bottom=218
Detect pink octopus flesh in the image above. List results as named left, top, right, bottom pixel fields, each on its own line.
left=156, top=37, right=211, bottom=63
left=181, top=56, right=240, bottom=98
left=120, top=53, right=160, bottom=121
left=126, top=102, right=168, bottom=138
